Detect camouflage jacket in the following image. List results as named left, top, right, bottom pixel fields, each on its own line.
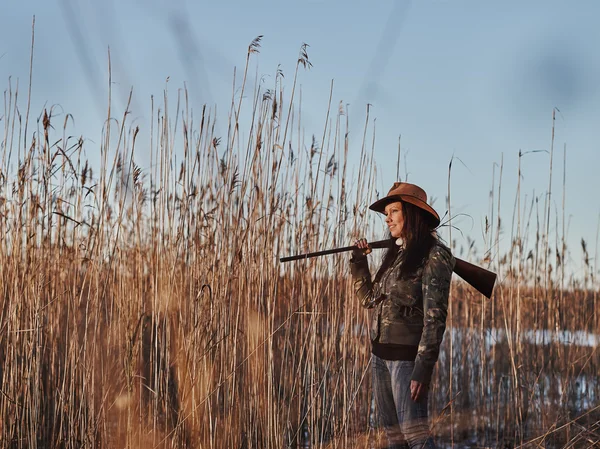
left=350, top=241, right=455, bottom=384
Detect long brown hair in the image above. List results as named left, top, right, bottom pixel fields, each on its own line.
left=400, top=201, right=437, bottom=274
left=374, top=201, right=437, bottom=282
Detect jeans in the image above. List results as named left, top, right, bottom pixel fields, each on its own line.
left=372, top=354, right=436, bottom=449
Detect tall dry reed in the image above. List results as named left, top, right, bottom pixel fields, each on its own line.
left=0, top=37, right=598, bottom=449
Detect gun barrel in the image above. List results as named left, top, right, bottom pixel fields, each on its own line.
left=279, top=239, right=396, bottom=262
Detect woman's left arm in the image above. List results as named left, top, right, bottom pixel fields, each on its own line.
left=411, top=244, right=455, bottom=386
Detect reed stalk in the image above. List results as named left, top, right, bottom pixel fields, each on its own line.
left=0, top=38, right=598, bottom=449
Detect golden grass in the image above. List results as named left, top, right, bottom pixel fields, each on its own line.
left=0, top=38, right=598, bottom=448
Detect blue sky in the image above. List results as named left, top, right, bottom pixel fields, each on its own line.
left=2, top=1, right=600, bottom=276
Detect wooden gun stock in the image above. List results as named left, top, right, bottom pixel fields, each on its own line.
left=452, top=258, right=496, bottom=299
left=280, top=239, right=497, bottom=299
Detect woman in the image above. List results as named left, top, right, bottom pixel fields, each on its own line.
left=350, top=182, right=454, bottom=449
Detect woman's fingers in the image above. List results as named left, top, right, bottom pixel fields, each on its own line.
left=354, top=238, right=371, bottom=254
left=410, top=380, right=427, bottom=401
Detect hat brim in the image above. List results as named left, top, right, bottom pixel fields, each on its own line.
left=369, top=194, right=440, bottom=228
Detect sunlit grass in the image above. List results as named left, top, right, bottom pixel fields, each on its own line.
left=0, top=37, right=598, bottom=448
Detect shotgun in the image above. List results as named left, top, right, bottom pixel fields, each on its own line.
left=280, top=238, right=496, bottom=299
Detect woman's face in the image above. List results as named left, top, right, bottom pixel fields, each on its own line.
left=384, top=201, right=404, bottom=238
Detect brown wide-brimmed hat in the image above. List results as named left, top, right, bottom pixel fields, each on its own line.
left=369, top=182, right=440, bottom=227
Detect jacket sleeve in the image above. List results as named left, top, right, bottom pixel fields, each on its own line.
left=411, top=244, right=455, bottom=384
left=350, top=256, right=383, bottom=309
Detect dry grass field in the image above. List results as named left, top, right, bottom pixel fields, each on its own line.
left=0, top=39, right=598, bottom=448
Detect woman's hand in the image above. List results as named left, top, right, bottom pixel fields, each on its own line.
left=410, top=380, right=428, bottom=402
left=352, top=238, right=372, bottom=259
